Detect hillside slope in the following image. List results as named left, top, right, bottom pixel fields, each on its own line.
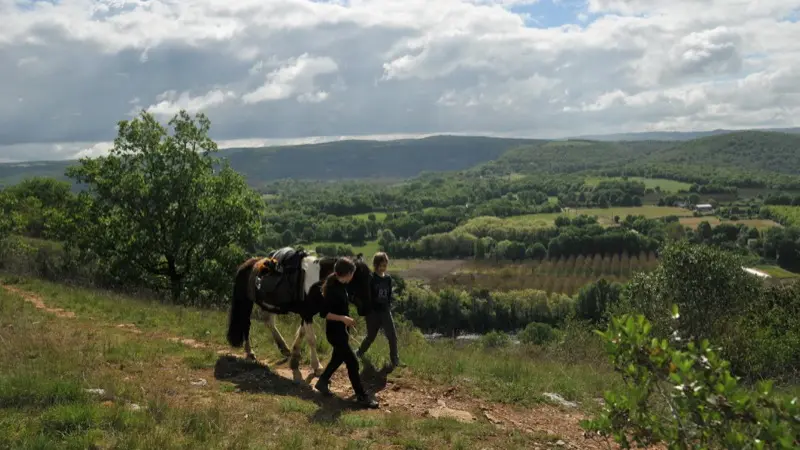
left=0, top=136, right=538, bottom=188
left=646, top=131, right=800, bottom=174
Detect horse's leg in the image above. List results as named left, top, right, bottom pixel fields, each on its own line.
left=244, top=324, right=256, bottom=360
left=265, top=313, right=292, bottom=357
left=289, top=321, right=306, bottom=383
left=304, top=320, right=322, bottom=376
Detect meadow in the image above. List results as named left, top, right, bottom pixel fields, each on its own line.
left=678, top=217, right=782, bottom=230
left=0, top=276, right=618, bottom=450
left=348, top=212, right=388, bottom=222
left=308, top=240, right=381, bottom=256
left=766, top=205, right=800, bottom=226
left=493, top=205, right=692, bottom=228
left=436, top=251, right=660, bottom=295
left=583, top=177, right=692, bottom=193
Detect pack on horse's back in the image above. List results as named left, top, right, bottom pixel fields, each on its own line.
left=248, top=247, right=308, bottom=311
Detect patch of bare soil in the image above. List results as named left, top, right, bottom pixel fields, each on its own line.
left=396, top=259, right=467, bottom=282
left=3, top=284, right=76, bottom=318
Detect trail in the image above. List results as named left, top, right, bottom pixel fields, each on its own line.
left=2, top=283, right=625, bottom=450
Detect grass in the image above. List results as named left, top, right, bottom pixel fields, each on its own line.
left=348, top=212, right=388, bottom=222
left=765, top=206, right=800, bottom=226
left=678, top=217, right=781, bottom=230
left=584, top=176, right=692, bottom=193
left=753, top=265, right=800, bottom=279
left=307, top=240, right=381, bottom=256
left=0, top=276, right=619, bottom=449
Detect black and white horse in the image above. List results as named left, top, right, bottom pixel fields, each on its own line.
left=226, top=252, right=372, bottom=382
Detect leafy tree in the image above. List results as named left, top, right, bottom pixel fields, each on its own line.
left=66, top=110, right=262, bottom=302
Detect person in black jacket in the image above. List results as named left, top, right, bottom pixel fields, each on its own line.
left=314, top=257, right=379, bottom=409
left=356, top=252, right=403, bottom=370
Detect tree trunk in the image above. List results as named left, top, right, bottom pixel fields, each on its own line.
left=167, top=257, right=183, bottom=303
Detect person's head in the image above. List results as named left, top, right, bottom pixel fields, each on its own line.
left=321, top=257, right=356, bottom=297
left=373, top=252, right=389, bottom=274
left=334, top=257, right=356, bottom=283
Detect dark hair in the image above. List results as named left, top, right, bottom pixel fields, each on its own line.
left=321, top=257, right=356, bottom=297
left=372, top=252, right=389, bottom=271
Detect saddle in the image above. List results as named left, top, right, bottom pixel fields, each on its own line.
left=249, top=247, right=308, bottom=310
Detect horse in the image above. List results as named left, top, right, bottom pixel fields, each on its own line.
left=226, top=249, right=373, bottom=383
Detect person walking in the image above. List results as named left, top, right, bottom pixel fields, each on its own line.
left=356, top=252, right=404, bottom=371
left=314, top=257, right=379, bottom=408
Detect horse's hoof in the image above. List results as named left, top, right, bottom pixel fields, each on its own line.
left=245, top=353, right=257, bottom=361
left=292, top=370, right=303, bottom=384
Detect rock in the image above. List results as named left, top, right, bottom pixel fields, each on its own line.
left=126, top=403, right=144, bottom=411
left=483, top=410, right=503, bottom=425
left=426, top=404, right=476, bottom=423
left=543, top=392, right=578, bottom=408
left=555, top=440, right=566, bottom=447
left=84, top=388, right=107, bottom=396
left=190, top=378, right=208, bottom=387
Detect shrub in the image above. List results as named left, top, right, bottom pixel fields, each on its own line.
left=518, top=322, right=556, bottom=345
left=582, top=307, right=799, bottom=449
left=479, top=330, right=512, bottom=349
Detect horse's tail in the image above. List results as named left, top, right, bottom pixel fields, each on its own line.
left=227, top=258, right=259, bottom=348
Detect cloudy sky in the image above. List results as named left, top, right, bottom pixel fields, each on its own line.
left=1, top=0, right=799, bottom=162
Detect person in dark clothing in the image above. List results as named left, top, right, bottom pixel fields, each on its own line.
left=315, top=257, right=379, bottom=409
left=356, top=252, right=404, bottom=370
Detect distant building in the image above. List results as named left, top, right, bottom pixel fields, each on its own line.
left=694, top=203, right=714, bottom=213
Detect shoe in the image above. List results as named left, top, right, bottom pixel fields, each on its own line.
left=314, top=379, right=333, bottom=396
left=356, top=393, right=379, bottom=409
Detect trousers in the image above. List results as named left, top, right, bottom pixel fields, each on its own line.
left=356, top=308, right=399, bottom=366
left=319, top=332, right=365, bottom=397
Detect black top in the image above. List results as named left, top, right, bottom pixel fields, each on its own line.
left=319, top=278, right=350, bottom=338
left=371, top=273, right=393, bottom=311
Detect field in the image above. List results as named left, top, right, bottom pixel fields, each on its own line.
left=308, top=240, right=381, bottom=256
left=584, top=177, right=692, bottom=193
left=754, top=265, right=800, bottom=279
left=678, top=217, right=781, bottom=230
left=434, top=252, right=660, bottom=295
left=766, top=206, right=800, bottom=226
left=0, top=277, right=620, bottom=449
left=349, top=212, right=388, bottom=222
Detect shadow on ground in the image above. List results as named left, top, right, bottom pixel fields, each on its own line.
left=213, top=355, right=392, bottom=423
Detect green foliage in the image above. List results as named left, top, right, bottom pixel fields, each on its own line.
left=479, top=330, right=512, bottom=349
left=583, top=308, right=799, bottom=449
left=65, top=110, right=262, bottom=303
left=518, top=322, right=556, bottom=346
left=574, top=279, right=622, bottom=323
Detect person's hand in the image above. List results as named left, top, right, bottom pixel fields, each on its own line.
left=342, top=316, right=356, bottom=327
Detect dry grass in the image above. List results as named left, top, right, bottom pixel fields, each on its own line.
left=0, top=275, right=625, bottom=450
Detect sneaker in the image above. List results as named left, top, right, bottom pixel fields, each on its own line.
left=356, top=394, right=379, bottom=409
left=314, top=379, right=333, bottom=396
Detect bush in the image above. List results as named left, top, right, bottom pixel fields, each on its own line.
left=518, top=322, right=556, bottom=345
left=583, top=307, right=800, bottom=449
left=479, top=331, right=512, bottom=349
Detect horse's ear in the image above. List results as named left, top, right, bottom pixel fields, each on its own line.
left=356, top=253, right=364, bottom=262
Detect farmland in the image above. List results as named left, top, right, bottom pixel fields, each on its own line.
left=766, top=205, right=800, bottom=226
left=678, top=217, right=782, bottom=230
left=433, top=251, right=660, bottom=295
left=584, top=177, right=692, bottom=193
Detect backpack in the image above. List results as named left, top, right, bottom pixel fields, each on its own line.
left=250, top=247, right=307, bottom=309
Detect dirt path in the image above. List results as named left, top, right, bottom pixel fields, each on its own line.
left=2, top=283, right=617, bottom=450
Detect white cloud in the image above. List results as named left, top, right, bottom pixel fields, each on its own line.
left=0, top=0, right=798, bottom=161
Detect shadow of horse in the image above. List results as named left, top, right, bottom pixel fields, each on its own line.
left=213, top=355, right=392, bottom=423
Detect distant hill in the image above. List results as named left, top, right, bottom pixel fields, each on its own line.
left=0, top=135, right=538, bottom=188
left=2, top=130, right=799, bottom=188
left=576, top=127, right=800, bottom=142
left=645, top=131, right=800, bottom=175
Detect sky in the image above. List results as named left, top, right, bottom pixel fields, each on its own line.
left=1, top=0, right=799, bottom=162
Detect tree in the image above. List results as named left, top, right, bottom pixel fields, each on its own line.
left=66, top=110, right=262, bottom=303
